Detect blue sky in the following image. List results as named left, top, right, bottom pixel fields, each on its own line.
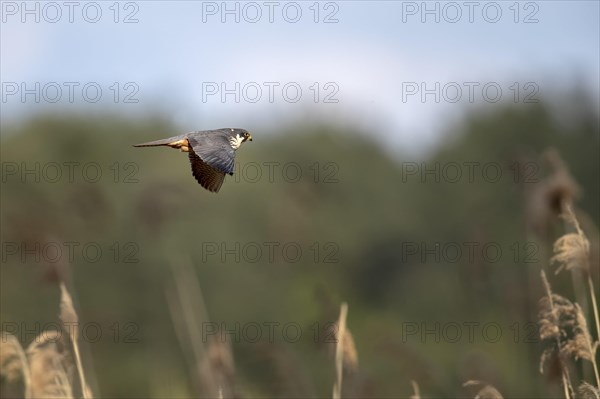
left=1, top=1, right=599, bottom=151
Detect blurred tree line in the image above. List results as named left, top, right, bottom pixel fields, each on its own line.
left=1, top=92, right=598, bottom=398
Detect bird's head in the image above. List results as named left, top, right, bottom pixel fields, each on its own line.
left=228, top=128, right=252, bottom=150
left=240, top=129, right=252, bottom=142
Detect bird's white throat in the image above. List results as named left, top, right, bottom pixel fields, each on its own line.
left=229, top=134, right=243, bottom=150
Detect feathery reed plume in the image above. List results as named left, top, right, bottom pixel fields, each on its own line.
left=563, top=304, right=599, bottom=364
left=542, top=149, right=581, bottom=211
left=526, top=148, right=581, bottom=238
left=539, top=270, right=586, bottom=398
left=410, top=380, right=421, bottom=399
left=333, top=302, right=348, bottom=399
left=552, top=206, right=591, bottom=275
left=578, top=382, right=600, bottom=399
left=463, top=380, right=503, bottom=399
left=59, top=283, right=92, bottom=399
left=552, top=204, right=600, bottom=362
left=0, top=332, right=31, bottom=398
left=26, top=331, right=73, bottom=399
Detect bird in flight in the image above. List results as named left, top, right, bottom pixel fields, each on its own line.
left=134, top=128, right=252, bottom=193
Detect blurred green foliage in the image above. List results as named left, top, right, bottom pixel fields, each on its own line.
left=1, top=95, right=598, bottom=398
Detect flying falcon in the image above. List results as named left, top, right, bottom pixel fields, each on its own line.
left=134, top=128, right=252, bottom=193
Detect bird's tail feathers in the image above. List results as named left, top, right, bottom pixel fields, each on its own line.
left=133, top=136, right=183, bottom=147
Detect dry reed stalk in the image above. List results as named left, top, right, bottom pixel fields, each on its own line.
left=164, top=284, right=206, bottom=396
left=332, top=302, right=348, bottom=399
left=59, top=283, right=92, bottom=398
left=342, top=329, right=358, bottom=372
left=166, top=259, right=235, bottom=398
left=26, top=331, right=73, bottom=399
left=0, top=332, right=32, bottom=398
left=588, top=273, right=600, bottom=347
left=410, top=380, right=421, bottom=399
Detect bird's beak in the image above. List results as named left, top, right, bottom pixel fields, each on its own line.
left=249, top=135, right=253, bottom=141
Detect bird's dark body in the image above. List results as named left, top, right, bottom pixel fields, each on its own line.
left=133, top=128, right=252, bottom=193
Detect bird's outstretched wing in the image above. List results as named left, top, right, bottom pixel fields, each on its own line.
left=188, top=150, right=225, bottom=193
left=187, top=133, right=236, bottom=175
